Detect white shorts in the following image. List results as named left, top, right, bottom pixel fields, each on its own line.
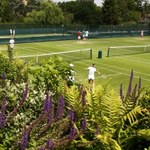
left=78, top=36, right=81, bottom=40
left=88, top=75, right=94, bottom=80
left=10, top=44, right=14, bottom=48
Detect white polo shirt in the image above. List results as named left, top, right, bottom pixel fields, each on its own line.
left=9, top=38, right=15, bottom=48
left=88, top=66, right=96, bottom=80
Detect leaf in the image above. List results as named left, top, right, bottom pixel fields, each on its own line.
left=138, top=129, right=150, bottom=141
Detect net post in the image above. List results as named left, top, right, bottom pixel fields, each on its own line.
left=107, top=47, right=110, bottom=57
left=90, top=49, right=92, bottom=59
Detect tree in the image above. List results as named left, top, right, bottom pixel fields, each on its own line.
left=24, top=1, right=64, bottom=25
left=118, top=0, right=129, bottom=23
left=0, top=0, right=27, bottom=22
left=102, top=0, right=121, bottom=25
left=59, top=1, right=102, bottom=25
left=138, top=0, right=150, bottom=16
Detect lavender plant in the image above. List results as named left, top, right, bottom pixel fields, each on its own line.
left=55, top=95, right=65, bottom=120
left=0, top=54, right=149, bottom=150
left=21, top=131, right=29, bottom=150
left=0, top=96, right=6, bottom=128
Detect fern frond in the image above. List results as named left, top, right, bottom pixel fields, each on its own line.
left=57, top=79, right=67, bottom=95
left=86, top=85, right=123, bottom=134
left=96, top=134, right=122, bottom=150
left=123, top=106, right=143, bottom=126
left=65, top=85, right=82, bottom=112
left=138, top=129, right=150, bottom=141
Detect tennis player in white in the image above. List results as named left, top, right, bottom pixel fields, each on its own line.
left=9, top=38, right=15, bottom=49
left=87, top=64, right=96, bottom=85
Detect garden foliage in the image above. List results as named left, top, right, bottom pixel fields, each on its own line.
left=0, top=54, right=150, bottom=150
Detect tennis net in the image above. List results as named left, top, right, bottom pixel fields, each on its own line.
left=15, top=48, right=92, bottom=63
left=107, top=45, right=150, bottom=57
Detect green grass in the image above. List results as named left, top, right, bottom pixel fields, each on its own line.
left=0, top=36, right=150, bottom=92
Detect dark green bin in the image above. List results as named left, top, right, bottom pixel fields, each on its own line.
left=98, top=50, right=102, bottom=58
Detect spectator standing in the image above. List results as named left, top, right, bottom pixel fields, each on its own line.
left=67, top=64, right=76, bottom=87
left=13, top=29, right=16, bottom=38
left=9, top=38, right=15, bottom=49
left=69, top=64, right=75, bottom=82
left=82, top=30, right=86, bottom=40
left=9, top=29, right=12, bottom=36
left=141, top=30, right=144, bottom=38
left=85, top=30, right=89, bottom=39
left=77, top=31, right=82, bottom=40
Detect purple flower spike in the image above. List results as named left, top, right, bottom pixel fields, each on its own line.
left=0, top=112, right=6, bottom=128
left=43, top=93, right=53, bottom=123
left=1, top=73, right=6, bottom=80
left=1, top=96, right=6, bottom=114
left=126, top=70, right=133, bottom=98
left=131, top=84, right=137, bottom=101
left=69, top=124, right=76, bottom=140
left=56, top=95, right=65, bottom=120
left=21, top=131, right=28, bottom=150
left=43, top=93, right=51, bottom=112
left=46, top=139, right=54, bottom=150
left=0, top=96, right=6, bottom=128
left=39, top=146, right=45, bottom=150
left=81, top=116, right=87, bottom=131
left=120, top=83, right=124, bottom=101
left=23, top=83, right=28, bottom=100
left=19, top=83, right=28, bottom=106
left=138, top=77, right=142, bottom=92
left=68, top=109, right=75, bottom=122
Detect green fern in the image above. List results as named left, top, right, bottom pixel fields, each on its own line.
left=86, top=85, right=122, bottom=134
left=138, top=129, right=150, bottom=141
left=65, top=85, right=83, bottom=117
left=96, top=134, right=122, bottom=150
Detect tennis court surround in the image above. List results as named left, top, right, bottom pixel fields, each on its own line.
left=0, top=36, right=150, bottom=91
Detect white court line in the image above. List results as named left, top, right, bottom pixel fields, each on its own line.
left=101, top=62, right=150, bottom=77
left=106, top=73, right=122, bottom=77
left=55, top=43, right=150, bottom=80
left=99, top=66, right=150, bottom=82
left=75, top=59, right=150, bottom=82
left=115, top=56, right=150, bottom=65
left=79, top=73, right=122, bottom=82
left=30, top=42, right=150, bottom=80
left=18, top=46, right=52, bottom=54
left=15, top=40, right=150, bottom=81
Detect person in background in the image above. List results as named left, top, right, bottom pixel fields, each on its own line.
left=69, top=63, right=75, bottom=82
left=141, top=30, right=144, bottom=38
left=67, top=64, right=76, bottom=87
left=82, top=30, right=86, bottom=40
left=13, top=29, right=15, bottom=38
left=9, top=38, right=15, bottom=50
left=77, top=31, right=82, bottom=40
left=9, top=29, right=12, bottom=36
left=85, top=30, right=89, bottom=39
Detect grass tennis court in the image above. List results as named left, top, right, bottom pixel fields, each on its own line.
left=0, top=36, right=150, bottom=92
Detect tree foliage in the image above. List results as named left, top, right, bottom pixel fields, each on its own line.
left=24, top=1, right=64, bottom=25
left=0, top=0, right=149, bottom=25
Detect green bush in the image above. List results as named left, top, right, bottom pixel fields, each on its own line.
left=0, top=57, right=150, bottom=150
